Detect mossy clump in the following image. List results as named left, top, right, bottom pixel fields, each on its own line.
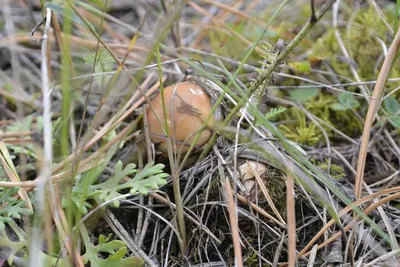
left=278, top=90, right=364, bottom=145
left=312, top=159, right=346, bottom=180
left=279, top=111, right=322, bottom=146
left=273, top=6, right=399, bottom=145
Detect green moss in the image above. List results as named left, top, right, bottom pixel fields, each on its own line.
left=306, top=93, right=363, bottom=137
left=278, top=90, right=364, bottom=145
left=312, top=159, right=346, bottom=180
left=311, top=7, right=396, bottom=81
left=279, top=110, right=322, bottom=146
left=305, top=93, right=335, bottom=118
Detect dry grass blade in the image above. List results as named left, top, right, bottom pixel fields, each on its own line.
left=298, top=186, right=400, bottom=259
left=198, top=0, right=268, bottom=27
left=187, top=0, right=263, bottom=54
left=189, top=0, right=243, bottom=48
left=103, top=209, right=159, bottom=267
left=286, top=170, right=296, bottom=267
left=3, top=0, right=400, bottom=265
left=52, top=79, right=162, bottom=176
left=0, top=121, right=135, bottom=189
left=224, top=174, right=243, bottom=267
left=0, top=32, right=149, bottom=55
left=363, top=249, right=400, bottom=267
left=301, top=191, right=400, bottom=260
left=355, top=24, right=400, bottom=198
left=364, top=184, right=398, bottom=250
left=0, top=140, right=32, bottom=211
left=235, top=191, right=286, bottom=228
left=306, top=245, right=319, bottom=267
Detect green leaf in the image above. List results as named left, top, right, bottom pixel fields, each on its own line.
left=396, top=0, right=400, bottom=31
left=384, top=96, right=400, bottom=115
left=99, top=234, right=108, bottom=244
left=6, top=116, right=32, bottom=133
left=0, top=187, right=32, bottom=231
left=264, top=106, right=287, bottom=120
left=3, top=116, right=38, bottom=159
left=92, top=162, right=167, bottom=206
left=0, top=221, right=6, bottom=232
left=130, top=163, right=165, bottom=182
left=331, top=92, right=360, bottom=110
left=103, top=255, right=144, bottom=267
left=227, top=21, right=245, bottom=34
left=330, top=103, right=348, bottom=111
left=338, top=92, right=360, bottom=108
left=45, top=3, right=95, bottom=31
left=129, top=173, right=168, bottom=195
left=388, top=115, right=400, bottom=129
left=83, top=48, right=114, bottom=73
left=86, top=0, right=105, bottom=7
left=83, top=234, right=144, bottom=267
left=97, top=239, right=126, bottom=254
left=64, top=194, right=92, bottom=214
left=288, top=61, right=311, bottom=73
left=0, top=230, right=25, bottom=266
left=289, top=88, right=320, bottom=103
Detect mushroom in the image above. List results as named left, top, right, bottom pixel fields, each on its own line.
left=239, top=161, right=268, bottom=193
left=146, top=82, right=215, bottom=154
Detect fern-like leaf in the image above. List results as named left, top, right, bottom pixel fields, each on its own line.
left=0, top=187, right=32, bottom=231
left=91, top=161, right=167, bottom=207
left=264, top=107, right=287, bottom=120
left=83, top=234, right=144, bottom=267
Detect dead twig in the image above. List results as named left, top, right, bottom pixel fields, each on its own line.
left=220, top=160, right=243, bottom=267
left=355, top=25, right=400, bottom=198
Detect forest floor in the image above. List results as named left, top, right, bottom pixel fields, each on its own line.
left=1, top=0, right=400, bottom=266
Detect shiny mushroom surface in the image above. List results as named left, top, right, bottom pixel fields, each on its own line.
left=146, top=82, right=215, bottom=154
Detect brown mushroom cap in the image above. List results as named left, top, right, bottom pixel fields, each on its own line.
left=146, top=82, right=215, bottom=153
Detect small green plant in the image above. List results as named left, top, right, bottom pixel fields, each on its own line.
left=0, top=221, right=27, bottom=266
left=313, top=159, right=345, bottom=180
left=82, top=233, right=144, bottom=267
left=83, top=48, right=114, bottom=74
left=0, top=144, right=168, bottom=266
left=3, top=116, right=39, bottom=159
left=279, top=114, right=321, bottom=145
left=289, top=88, right=320, bottom=103
left=0, top=220, right=72, bottom=267
left=91, top=161, right=168, bottom=208
left=383, top=96, right=400, bottom=129
left=0, top=188, right=32, bottom=266
left=330, top=92, right=360, bottom=111
left=264, top=106, right=287, bottom=120
left=288, top=61, right=311, bottom=74
left=304, top=93, right=335, bottom=118
left=0, top=187, right=32, bottom=232
left=61, top=174, right=94, bottom=215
